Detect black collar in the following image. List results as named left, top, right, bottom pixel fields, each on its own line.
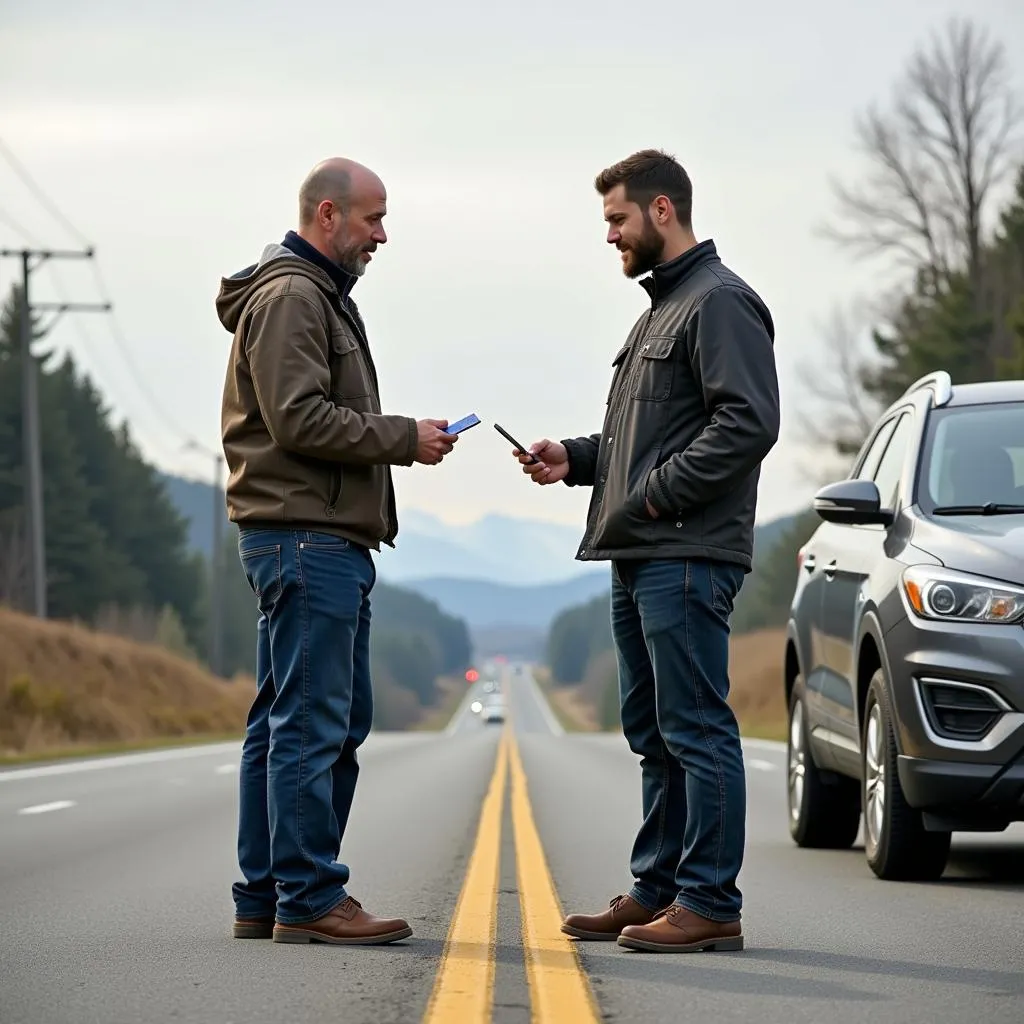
left=281, top=230, right=357, bottom=305
left=639, top=239, right=718, bottom=306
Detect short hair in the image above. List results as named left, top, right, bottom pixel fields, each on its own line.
left=594, top=149, right=692, bottom=226
left=298, top=164, right=352, bottom=225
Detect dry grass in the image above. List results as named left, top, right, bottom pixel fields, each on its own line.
left=546, top=682, right=601, bottom=732
left=727, top=628, right=788, bottom=741
left=411, top=675, right=469, bottom=731
left=543, top=628, right=788, bottom=742
left=0, top=607, right=254, bottom=761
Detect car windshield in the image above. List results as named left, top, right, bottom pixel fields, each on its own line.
left=918, top=401, right=1024, bottom=514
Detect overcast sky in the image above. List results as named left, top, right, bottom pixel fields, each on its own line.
left=3, top=0, right=1023, bottom=530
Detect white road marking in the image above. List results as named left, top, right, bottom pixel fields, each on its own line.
left=525, top=671, right=565, bottom=737
left=444, top=685, right=482, bottom=737
left=214, top=764, right=237, bottom=775
left=18, top=800, right=75, bottom=815
left=0, top=741, right=242, bottom=783
left=746, top=758, right=778, bottom=772
left=741, top=738, right=786, bottom=752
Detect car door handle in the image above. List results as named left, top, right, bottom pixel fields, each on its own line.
left=802, top=554, right=816, bottom=573
left=823, top=559, right=837, bottom=580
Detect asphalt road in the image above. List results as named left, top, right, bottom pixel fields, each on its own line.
left=1, top=667, right=1021, bottom=1024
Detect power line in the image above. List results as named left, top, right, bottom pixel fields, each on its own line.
left=0, top=138, right=91, bottom=248
left=0, top=142, right=228, bottom=669
left=1, top=245, right=111, bottom=619
left=0, top=140, right=216, bottom=460
left=0, top=205, right=39, bottom=246
left=0, top=198, right=198, bottom=465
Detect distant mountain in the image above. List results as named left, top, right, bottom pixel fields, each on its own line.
left=160, top=473, right=228, bottom=558
left=159, top=472, right=601, bottom=586
left=374, top=509, right=597, bottom=585
left=158, top=469, right=806, bottom=634
left=403, top=571, right=612, bottom=630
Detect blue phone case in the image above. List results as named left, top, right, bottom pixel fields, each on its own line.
left=447, top=413, right=481, bottom=434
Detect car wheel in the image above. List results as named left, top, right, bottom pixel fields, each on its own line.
left=862, top=670, right=951, bottom=881
left=787, top=676, right=861, bottom=848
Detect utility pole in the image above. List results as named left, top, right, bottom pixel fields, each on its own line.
left=185, top=442, right=226, bottom=677
left=211, top=452, right=224, bottom=677
left=0, top=247, right=110, bottom=618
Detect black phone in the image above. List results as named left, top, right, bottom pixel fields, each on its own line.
left=494, top=423, right=540, bottom=464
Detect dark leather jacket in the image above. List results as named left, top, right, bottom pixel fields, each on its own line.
left=563, top=240, right=780, bottom=571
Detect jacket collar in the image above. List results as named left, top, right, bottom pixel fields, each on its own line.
left=639, top=239, right=718, bottom=306
left=281, top=230, right=357, bottom=306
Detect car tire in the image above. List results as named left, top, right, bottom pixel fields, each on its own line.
left=862, top=670, right=951, bottom=881
left=787, top=677, right=861, bottom=848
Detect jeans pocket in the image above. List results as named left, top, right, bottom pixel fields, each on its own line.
left=240, top=544, right=283, bottom=603
left=709, top=563, right=743, bottom=616
left=301, top=532, right=351, bottom=550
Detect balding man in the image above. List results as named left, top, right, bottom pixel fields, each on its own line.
left=217, top=158, right=454, bottom=946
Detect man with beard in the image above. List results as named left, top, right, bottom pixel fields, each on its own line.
left=514, top=149, right=779, bottom=952
left=217, top=157, right=456, bottom=944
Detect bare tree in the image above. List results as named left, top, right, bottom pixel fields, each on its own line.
left=823, top=17, right=1020, bottom=296
left=793, top=302, right=883, bottom=485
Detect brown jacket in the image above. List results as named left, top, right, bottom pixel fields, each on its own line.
left=216, top=243, right=418, bottom=550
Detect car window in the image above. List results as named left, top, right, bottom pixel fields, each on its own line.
left=853, top=417, right=898, bottom=481
left=870, top=412, right=914, bottom=508
left=920, top=402, right=1024, bottom=508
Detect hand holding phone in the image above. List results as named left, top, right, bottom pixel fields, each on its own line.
left=446, top=413, right=481, bottom=435
left=494, top=423, right=540, bottom=464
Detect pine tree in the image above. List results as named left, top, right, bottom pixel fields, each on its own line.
left=0, top=288, right=115, bottom=617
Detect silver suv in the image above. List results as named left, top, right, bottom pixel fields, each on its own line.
left=784, top=371, right=1024, bottom=880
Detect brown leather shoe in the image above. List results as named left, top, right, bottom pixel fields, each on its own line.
left=618, top=904, right=743, bottom=952
left=272, top=896, right=412, bottom=945
left=561, top=894, right=660, bottom=940
left=233, top=916, right=275, bottom=939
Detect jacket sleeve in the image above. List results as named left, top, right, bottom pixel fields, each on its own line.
left=562, top=433, right=602, bottom=487
left=646, top=286, right=780, bottom=515
left=244, top=292, right=418, bottom=466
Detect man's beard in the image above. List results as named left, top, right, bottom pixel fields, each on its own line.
left=620, top=212, right=664, bottom=279
left=336, top=242, right=369, bottom=277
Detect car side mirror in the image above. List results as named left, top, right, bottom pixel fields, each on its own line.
left=813, top=479, right=894, bottom=526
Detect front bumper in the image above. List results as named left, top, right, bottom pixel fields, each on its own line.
left=884, top=612, right=1024, bottom=763
left=897, top=752, right=1024, bottom=822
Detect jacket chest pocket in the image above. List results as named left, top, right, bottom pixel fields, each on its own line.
left=329, top=328, right=370, bottom=400
left=631, top=334, right=676, bottom=402
left=606, top=343, right=632, bottom=405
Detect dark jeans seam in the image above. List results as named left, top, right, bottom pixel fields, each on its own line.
left=646, top=747, right=670, bottom=902
left=294, top=534, right=320, bottom=919
left=683, top=560, right=727, bottom=917
left=672, top=896, right=740, bottom=924
left=628, top=887, right=662, bottom=913
left=275, top=888, right=350, bottom=926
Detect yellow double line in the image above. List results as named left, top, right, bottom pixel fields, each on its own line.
left=422, top=729, right=600, bottom=1023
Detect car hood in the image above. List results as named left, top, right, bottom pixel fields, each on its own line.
left=912, top=513, right=1024, bottom=586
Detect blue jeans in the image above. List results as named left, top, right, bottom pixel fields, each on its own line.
left=611, top=558, right=746, bottom=922
left=232, top=528, right=375, bottom=925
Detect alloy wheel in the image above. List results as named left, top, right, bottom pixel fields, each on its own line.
left=864, top=701, right=887, bottom=852
left=788, top=698, right=806, bottom=825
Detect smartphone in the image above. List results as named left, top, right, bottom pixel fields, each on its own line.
left=494, top=422, right=540, bottom=464
left=446, top=413, right=481, bottom=435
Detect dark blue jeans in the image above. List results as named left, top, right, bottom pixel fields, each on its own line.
left=611, top=557, right=746, bottom=922
left=232, top=528, right=375, bottom=925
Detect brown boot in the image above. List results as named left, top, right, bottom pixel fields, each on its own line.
left=561, top=894, right=660, bottom=941
left=233, top=916, right=275, bottom=939
left=272, top=896, right=412, bottom=945
left=618, top=904, right=743, bottom=952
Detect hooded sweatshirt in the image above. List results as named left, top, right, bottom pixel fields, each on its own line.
left=216, top=240, right=418, bottom=549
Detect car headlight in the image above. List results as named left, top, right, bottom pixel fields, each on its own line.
left=901, top=565, right=1024, bottom=623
